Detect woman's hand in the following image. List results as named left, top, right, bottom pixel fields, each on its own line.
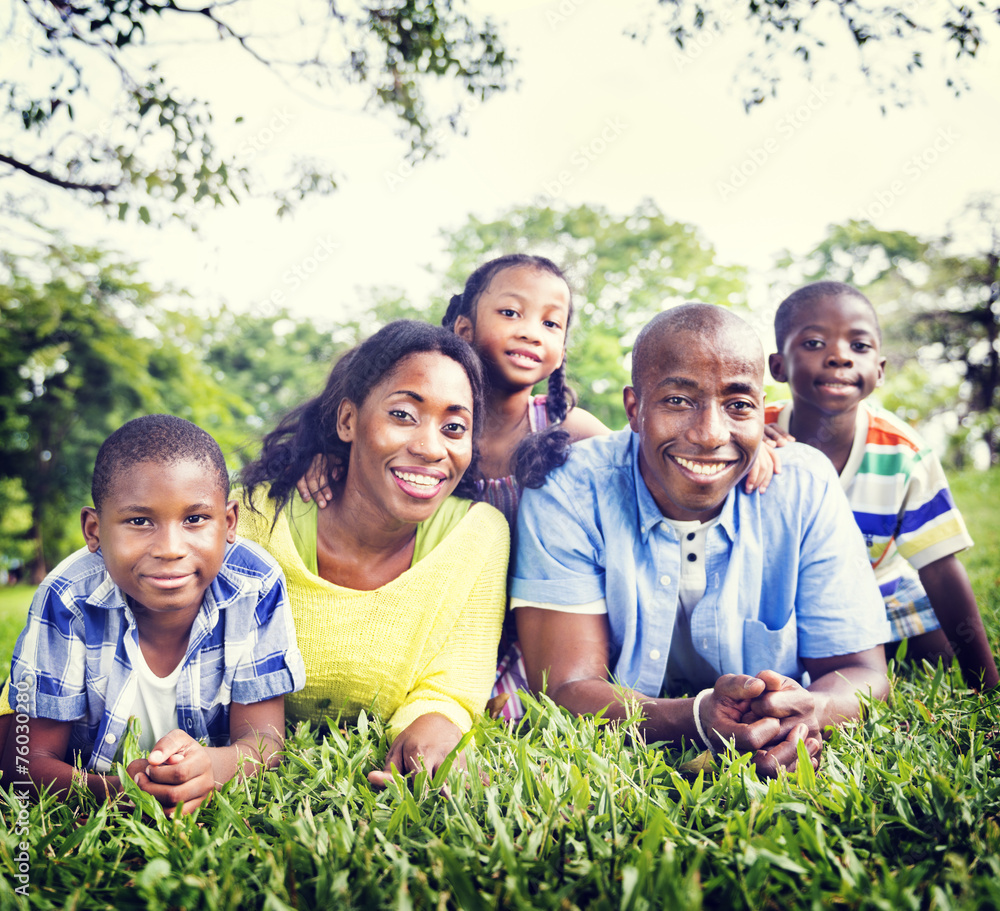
left=367, top=712, right=464, bottom=789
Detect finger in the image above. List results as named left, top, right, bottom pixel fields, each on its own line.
left=148, top=729, right=196, bottom=765
left=367, top=770, right=391, bottom=790
left=713, top=674, right=767, bottom=707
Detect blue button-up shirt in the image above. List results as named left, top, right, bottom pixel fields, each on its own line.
left=510, top=430, right=890, bottom=695
left=8, top=539, right=305, bottom=771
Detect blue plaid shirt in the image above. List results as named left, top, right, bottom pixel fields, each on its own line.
left=8, top=539, right=305, bottom=771
left=511, top=431, right=891, bottom=695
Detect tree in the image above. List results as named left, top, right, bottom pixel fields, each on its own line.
left=0, top=241, right=251, bottom=580
left=773, top=199, right=1000, bottom=466
left=637, top=0, right=999, bottom=112
left=1, top=0, right=513, bottom=223
left=436, top=201, right=748, bottom=428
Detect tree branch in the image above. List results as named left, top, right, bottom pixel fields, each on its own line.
left=0, top=153, right=118, bottom=196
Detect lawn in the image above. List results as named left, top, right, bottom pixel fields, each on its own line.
left=1, top=468, right=998, bottom=910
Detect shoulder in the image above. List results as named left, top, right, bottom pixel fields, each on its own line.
left=560, top=406, right=612, bottom=443
left=33, top=546, right=114, bottom=611
left=217, top=537, right=284, bottom=586
left=764, top=400, right=790, bottom=424
left=861, top=401, right=928, bottom=455
left=761, top=441, right=841, bottom=498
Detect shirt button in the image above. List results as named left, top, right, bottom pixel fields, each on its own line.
left=649, top=649, right=660, bottom=660
left=105, top=733, right=116, bottom=744
left=659, top=574, right=671, bottom=586
left=687, top=553, right=697, bottom=562
left=687, top=532, right=696, bottom=541
left=702, top=639, right=709, bottom=649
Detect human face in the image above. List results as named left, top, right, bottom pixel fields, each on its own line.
left=337, top=351, right=474, bottom=527
left=81, top=459, right=237, bottom=625
left=768, top=294, right=885, bottom=417
left=624, top=328, right=764, bottom=522
left=454, top=266, right=570, bottom=390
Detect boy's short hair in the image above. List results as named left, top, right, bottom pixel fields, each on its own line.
left=774, top=281, right=881, bottom=350
left=92, top=414, right=230, bottom=512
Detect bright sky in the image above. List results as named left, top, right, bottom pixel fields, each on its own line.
left=10, top=0, right=1000, bottom=325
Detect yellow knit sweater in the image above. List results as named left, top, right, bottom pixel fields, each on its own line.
left=236, top=495, right=509, bottom=739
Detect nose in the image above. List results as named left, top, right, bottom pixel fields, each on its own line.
left=686, top=404, right=730, bottom=449
left=151, top=523, right=186, bottom=560
left=517, top=318, right=542, bottom=344
left=825, top=341, right=853, bottom=366
left=408, top=423, right=446, bottom=461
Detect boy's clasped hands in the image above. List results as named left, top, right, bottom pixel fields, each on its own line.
left=124, top=729, right=217, bottom=814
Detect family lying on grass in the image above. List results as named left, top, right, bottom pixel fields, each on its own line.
left=2, top=256, right=996, bottom=815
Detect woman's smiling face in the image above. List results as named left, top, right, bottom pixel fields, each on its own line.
left=336, top=351, right=475, bottom=526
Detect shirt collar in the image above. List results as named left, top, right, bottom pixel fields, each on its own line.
left=629, top=430, right=739, bottom=544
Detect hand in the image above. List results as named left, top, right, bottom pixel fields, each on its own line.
left=132, top=729, right=216, bottom=814
left=763, top=424, right=795, bottom=447
left=751, top=722, right=822, bottom=778
left=295, top=453, right=336, bottom=508
left=698, top=674, right=782, bottom=753
left=742, top=669, right=823, bottom=744
left=744, top=440, right=781, bottom=494
left=367, top=713, right=464, bottom=790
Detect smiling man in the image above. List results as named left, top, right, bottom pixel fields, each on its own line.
left=512, top=304, right=891, bottom=776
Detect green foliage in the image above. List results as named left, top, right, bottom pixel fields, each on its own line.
left=0, top=241, right=252, bottom=578
left=641, top=0, right=1000, bottom=112
left=1, top=1, right=513, bottom=223
left=438, top=201, right=747, bottom=428
left=2, top=675, right=999, bottom=909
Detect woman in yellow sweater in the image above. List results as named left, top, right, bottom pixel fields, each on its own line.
left=238, top=321, right=508, bottom=787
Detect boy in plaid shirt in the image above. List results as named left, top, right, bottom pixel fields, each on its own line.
left=1, top=415, right=304, bottom=813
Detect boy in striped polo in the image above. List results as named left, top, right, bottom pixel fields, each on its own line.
left=766, top=281, right=997, bottom=689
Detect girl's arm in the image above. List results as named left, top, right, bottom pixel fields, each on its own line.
left=560, top=406, right=611, bottom=442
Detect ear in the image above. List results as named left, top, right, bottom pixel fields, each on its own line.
left=768, top=353, right=788, bottom=384
left=225, top=499, right=239, bottom=544
left=876, top=355, right=886, bottom=387
left=336, top=398, right=357, bottom=443
left=453, top=315, right=475, bottom=343
left=81, top=507, right=101, bottom=553
left=623, top=386, right=640, bottom=432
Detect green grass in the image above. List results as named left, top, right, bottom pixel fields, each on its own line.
left=1, top=467, right=999, bottom=910
left=0, top=586, right=31, bottom=675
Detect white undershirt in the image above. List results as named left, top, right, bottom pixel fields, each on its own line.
left=131, top=644, right=183, bottom=751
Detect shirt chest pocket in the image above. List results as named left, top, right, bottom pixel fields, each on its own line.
left=742, top=617, right=802, bottom=681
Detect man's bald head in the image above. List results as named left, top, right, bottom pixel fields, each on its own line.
left=630, top=303, right=765, bottom=396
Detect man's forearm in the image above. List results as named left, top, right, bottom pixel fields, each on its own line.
left=549, top=676, right=698, bottom=743
left=808, top=663, right=889, bottom=731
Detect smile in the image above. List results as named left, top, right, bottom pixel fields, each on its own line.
left=144, top=574, right=194, bottom=589
left=506, top=350, right=542, bottom=366
left=673, top=456, right=732, bottom=477
left=391, top=469, right=444, bottom=488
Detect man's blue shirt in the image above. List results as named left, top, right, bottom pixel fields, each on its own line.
left=510, top=429, right=891, bottom=695
left=8, top=538, right=305, bottom=771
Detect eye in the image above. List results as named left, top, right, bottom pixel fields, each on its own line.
left=543, top=319, right=563, bottom=331
left=663, top=395, right=688, bottom=407
left=389, top=408, right=415, bottom=422
left=126, top=517, right=151, bottom=527
left=851, top=341, right=872, bottom=352
left=498, top=308, right=520, bottom=318
left=443, top=421, right=468, bottom=436
left=729, top=400, right=756, bottom=413
left=802, top=339, right=823, bottom=350
left=184, top=514, right=210, bottom=526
